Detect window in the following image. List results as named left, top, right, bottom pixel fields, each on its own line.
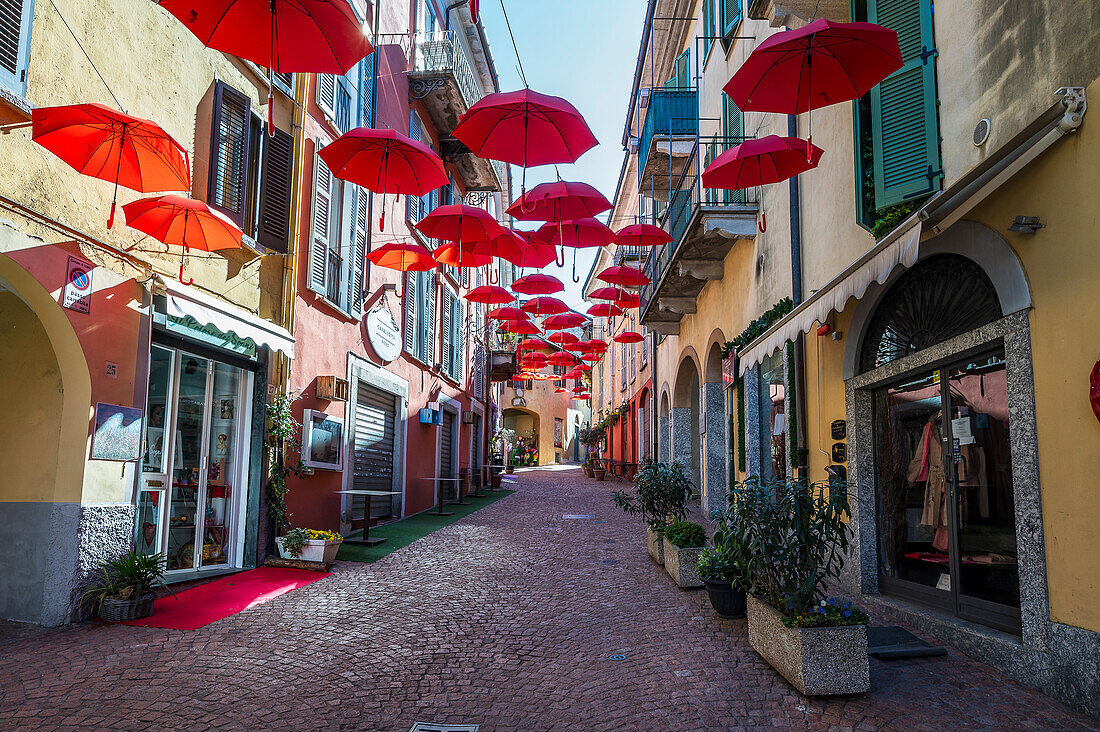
left=758, top=351, right=787, bottom=481
left=619, top=340, right=627, bottom=391
left=418, top=0, right=437, bottom=34
left=441, top=284, right=464, bottom=382
left=317, top=59, right=361, bottom=133
left=0, top=0, right=33, bottom=97
left=630, top=317, right=636, bottom=381
left=209, top=81, right=294, bottom=252
left=721, top=95, right=746, bottom=204
left=666, top=49, right=689, bottom=88
left=359, top=53, right=376, bottom=127
left=404, top=270, right=437, bottom=364
left=310, top=152, right=369, bottom=315
left=720, top=0, right=743, bottom=50
left=407, top=110, right=427, bottom=221
left=702, top=0, right=716, bottom=61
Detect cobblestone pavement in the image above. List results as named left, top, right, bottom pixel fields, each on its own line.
left=1, top=466, right=1096, bottom=731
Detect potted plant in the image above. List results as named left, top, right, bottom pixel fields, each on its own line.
left=727, top=477, right=870, bottom=696
left=276, top=527, right=343, bottom=564
left=662, top=520, right=706, bottom=589
left=591, top=457, right=606, bottom=481
left=696, top=521, right=749, bottom=618
left=81, top=550, right=170, bottom=622
left=610, top=460, right=692, bottom=566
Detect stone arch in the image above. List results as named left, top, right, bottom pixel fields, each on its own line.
left=671, top=352, right=702, bottom=497
left=704, top=329, right=726, bottom=384
left=673, top=348, right=701, bottom=408
left=658, top=387, right=672, bottom=461
left=701, top=337, right=728, bottom=517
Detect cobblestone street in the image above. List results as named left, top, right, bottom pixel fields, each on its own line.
left=0, top=467, right=1095, bottom=731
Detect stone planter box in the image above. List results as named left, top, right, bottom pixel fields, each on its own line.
left=645, top=526, right=664, bottom=565
left=662, top=538, right=704, bottom=589
left=276, top=537, right=342, bottom=564
left=746, top=595, right=869, bottom=696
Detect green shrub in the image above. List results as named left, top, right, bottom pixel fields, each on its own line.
left=80, top=551, right=169, bottom=610
left=696, top=519, right=752, bottom=588
left=610, top=460, right=693, bottom=530
left=663, top=520, right=705, bottom=548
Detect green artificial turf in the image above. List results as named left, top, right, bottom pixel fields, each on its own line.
left=336, top=489, right=515, bottom=563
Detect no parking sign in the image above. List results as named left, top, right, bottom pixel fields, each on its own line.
left=62, top=256, right=93, bottom=313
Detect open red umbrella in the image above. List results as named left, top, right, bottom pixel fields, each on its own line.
left=564, top=368, right=584, bottom=378
left=547, top=331, right=580, bottom=346
left=319, top=128, right=447, bottom=228
left=517, top=338, right=551, bottom=351
left=579, top=339, right=608, bottom=352
left=613, top=331, right=645, bottom=344
left=521, top=296, right=569, bottom=317
left=547, top=352, right=576, bottom=367
left=507, top=234, right=557, bottom=269
left=434, top=243, right=492, bottom=268
left=616, top=291, right=641, bottom=308
left=512, top=273, right=564, bottom=296
left=33, top=104, right=191, bottom=228
left=587, top=302, right=624, bottom=318
left=465, top=285, right=513, bottom=304
left=615, top=223, right=673, bottom=247
left=702, top=135, right=823, bottom=190
left=588, top=286, right=629, bottom=302
left=555, top=387, right=568, bottom=394
left=542, top=312, right=587, bottom=331
left=367, top=241, right=437, bottom=271
left=462, top=229, right=527, bottom=268
left=502, top=319, right=541, bottom=335
left=123, top=195, right=241, bottom=284
left=415, top=204, right=505, bottom=243
left=534, top=217, right=616, bottom=249
left=597, top=265, right=650, bottom=288
left=574, top=362, right=594, bottom=370
left=488, top=306, right=529, bottom=321
left=506, top=181, right=612, bottom=222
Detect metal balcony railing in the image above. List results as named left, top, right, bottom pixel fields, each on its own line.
left=639, top=135, right=759, bottom=316
left=638, top=88, right=698, bottom=176
left=413, top=31, right=482, bottom=111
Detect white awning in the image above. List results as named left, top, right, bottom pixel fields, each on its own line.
left=160, top=278, right=295, bottom=358
left=738, top=214, right=921, bottom=375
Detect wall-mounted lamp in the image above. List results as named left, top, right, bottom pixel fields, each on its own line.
left=1008, top=216, right=1044, bottom=233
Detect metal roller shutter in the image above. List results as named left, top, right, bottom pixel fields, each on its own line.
left=353, top=382, right=398, bottom=518
left=470, top=415, right=482, bottom=488
left=440, top=410, right=456, bottom=498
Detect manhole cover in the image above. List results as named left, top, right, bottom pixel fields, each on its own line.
left=601, top=539, right=616, bottom=544
left=600, top=559, right=619, bottom=565
left=562, top=514, right=596, bottom=519
left=608, top=654, right=626, bottom=661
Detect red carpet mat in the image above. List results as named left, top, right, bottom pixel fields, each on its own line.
left=124, top=567, right=331, bottom=630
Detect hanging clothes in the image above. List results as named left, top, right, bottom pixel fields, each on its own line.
left=907, top=414, right=949, bottom=550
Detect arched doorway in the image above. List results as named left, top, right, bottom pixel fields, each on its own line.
left=673, top=354, right=702, bottom=499
left=503, top=407, right=540, bottom=466
left=703, top=339, right=727, bottom=517
left=659, top=389, right=671, bottom=462
left=638, top=387, right=650, bottom=461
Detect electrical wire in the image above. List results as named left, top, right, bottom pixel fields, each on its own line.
left=498, top=0, right=528, bottom=88
left=47, top=0, right=125, bottom=112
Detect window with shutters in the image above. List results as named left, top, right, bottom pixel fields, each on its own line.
left=666, top=49, right=689, bottom=89
left=702, top=0, right=716, bottom=61
left=620, top=341, right=628, bottom=390
left=359, top=52, right=376, bottom=127
left=852, top=0, right=941, bottom=237
left=407, top=110, right=426, bottom=222
left=440, top=284, right=463, bottom=382
left=720, top=0, right=743, bottom=51
left=310, top=151, right=368, bottom=316
left=404, top=270, right=437, bottom=364
left=0, top=0, right=33, bottom=97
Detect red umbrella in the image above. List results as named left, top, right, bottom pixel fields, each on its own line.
left=488, top=306, right=529, bottom=321
left=367, top=241, right=437, bottom=271
left=462, top=229, right=527, bottom=268
left=434, top=243, right=492, bottom=268
left=564, top=368, right=583, bottom=378
left=589, top=286, right=629, bottom=302
left=547, top=352, right=576, bottom=367
left=512, top=273, right=564, bottom=296
left=465, top=285, right=513, bottom=304
left=542, top=312, right=587, bottom=331
left=509, top=234, right=558, bottom=269
left=597, top=265, right=651, bottom=288
left=574, top=362, right=594, bottom=370
left=506, top=181, right=612, bottom=222
left=517, top=338, right=551, bottom=351
left=415, top=204, right=505, bottom=243
left=587, top=302, right=624, bottom=317
left=32, top=104, right=191, bottom=228
left=547, top=331, right=580, bottom=346
left=616, top=291, right=641, bottom=308
left=521, top=296, right=569, bottom=317
left=702, top=135, right=824, bottom=190
left=501, top=319, right=540, bottom=335
left=613, top=331, right=645, bottom=344
left=521, top=353, right=548, bottom=364
left=534, top=217, right=616, bottom=249
left=579, top=339, right=608, bottom=352
left=555, top=388, right=568, bottom=394
left=615, top=223, right=673, bottom=247
left=123, top=195, right=241, bottom=284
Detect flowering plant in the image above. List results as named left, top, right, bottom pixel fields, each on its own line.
left=782, top=597, right=870, bottom=629
left=280, top=527, right=342, bottom=558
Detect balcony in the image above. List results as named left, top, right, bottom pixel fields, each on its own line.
left=639, top=136, right=760, bottom=335
left=638, top=87, right=698, bottom=195
left=409, top=31, right=502, bottom=191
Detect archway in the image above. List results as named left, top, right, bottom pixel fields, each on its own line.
left=702, top=337, right=727, bottom=517
left=503, top=407, right=540, bottom=466
left=659, top=389, right=671, bottom=462
left=638, top=387, right=651, bottom=461
left=672, top=352, right=702, bottom=498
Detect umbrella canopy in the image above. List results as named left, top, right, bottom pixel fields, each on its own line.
left=512, top=273, right=564, bottom=295
left=123, top=195, right=241, bottom=252
left=464, top=285, right=513, bottom=304
left=319, top=127, right=447, bottom=195
left=702, top=135, right=824, bottom=190
left=723, top=19, right=902, bottom=114
left=579, top=339, right=608, bottom=352
left=534, top=217, right=616, bottom=248
left=547, top=331, right=580, bottom=346
left=579, top=353, right=602, bottom=363
left=547, top=352, right=576, bottom=366
left=587, top=302, right=624, bottom=317
left=462, top=229, right=527, bottom=266
left=452, top=89, right=597, bottom=167
left=506, top=180, right=612, bottom=222
left=433, top=243, right=491, bottom=268
left=616, top=291, right=641, bottom=308
left=555, top=388, right=568, bottom=394
left=588, top=286, right=629, bottom=302
left=415, top=204, right=505, bottom=243
left=615, top=223, right=673, bottom=247
left=574, top=363, right=594, bottom=371
left=488, top=306, right=529, bottom=321
left=596, top=265, right=650, bottom=288
left=32, top=104, right=191, bottom=227
left=520, top=354, right=548, bottom=366
left=613, top=331, right=645, bottom=344
left=159, top=0, right=373, bottom=74
left=509, top=233, right=557, bottom=269
left=517, top=338, right=551, bottom=351
left=542, top=312, right=587, bottom=331
left=367, top=241, right=437, bottom=271
left=520, top=296, right=569, bottom=317
left=501, top=319, right=541, bottom=334
left=564, top=368, right=583, bottom=378
left=564, top=341, right=588, bottom=352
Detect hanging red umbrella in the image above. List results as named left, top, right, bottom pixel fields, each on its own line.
left=547, top=352, right=576, bottom=367
left=512, top=273, right=564, bottom=295
left=517, top=338, right=551, bottom=351
left=597, top=265, right=651, bottom=288
left=702, top=135, right=824, bottom=191
left=367, top=241, right=437, bottom=271
left=542, top=312, right=587, bottom=331
left=462, top=229, right=527, bottom=267
left=579, top=339, right=608, bottom=352
left=506, top=181, right=612, bottom=222
left=123, top=195, right=241, bottom=284
left=587, top=302, right=624, bottom=318
left=615, top=223, right=673, bottom=247
left=501, top=319, right=541, bottom=335
left=434, top=243, right=492, bottom=268
left=415, top=204, right=505, bottom=243
left=534, top=217, right=616, bottom=249
left=32, top=104, right=191, bottom=228
left=574, top=362, right=594, bottom=370
left=564, top=368, right=584, bottom=378
left=521, top=296, right=569, bottom=317
left=319, top=127, right=447, bottom=229
left=616, top=291, right=641, bottom=308
left=521, top=355, right=549, bottom=366
left=465, top=285, right=513, bottom=304
left=555, top=387, right=568, bottom=394
left=613, top=331, right=645, bottom=344
left=509, top=234, right=558, bottom=269
left=488, top=306, right=529, bottom=321
left=547, top=331, right=580, bottom=346
left=588, top=286, right=629, bottom=302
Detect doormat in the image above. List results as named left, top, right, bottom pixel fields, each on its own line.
left=123, top=567, right=331, bottom=630
left=867, top=625, right=947, bottom=659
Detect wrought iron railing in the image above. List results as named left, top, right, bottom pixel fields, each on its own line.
left=639, top=135, right=759, bottom=318
left=413, top=31, right=483, bottom=111
left=639, top=88, right=698, bottom=176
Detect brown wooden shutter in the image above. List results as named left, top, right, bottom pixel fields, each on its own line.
left=256, top=126, right=293, bottom=253
left=309, top=152, right=331, bottom=295
left=208, top=82, right=251, bottom=226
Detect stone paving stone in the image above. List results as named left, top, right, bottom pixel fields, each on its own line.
left=0, top=467, right=1097, bottom=730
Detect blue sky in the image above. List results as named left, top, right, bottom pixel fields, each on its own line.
left=477, top=0, right=647, bottom=308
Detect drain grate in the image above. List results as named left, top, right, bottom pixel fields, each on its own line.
left=608, top=654, right=626, bottom=661
left=409, top=724, right=479, bottom=732
left=562, top=514, right=596, bottom=519
left=600, top=559, right=619, bottom=565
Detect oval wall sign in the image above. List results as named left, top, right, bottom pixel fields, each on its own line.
left=366, top=305, right=402, bottom=363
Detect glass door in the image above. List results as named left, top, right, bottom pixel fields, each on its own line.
left=167, top=353, right=211, bottom=571
left=137, top=345, right=174, bottom=556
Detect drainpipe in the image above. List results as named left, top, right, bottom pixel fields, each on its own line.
left=787, top=112, right=809, bottom=479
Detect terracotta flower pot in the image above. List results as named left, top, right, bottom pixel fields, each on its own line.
left=592, top=468, right=606, bottom=481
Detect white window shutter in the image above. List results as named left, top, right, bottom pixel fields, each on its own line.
left=423, top=273, right=436, bottom=366
left=351, top=186, right=368, bottom=315
left=0, top=0, right=33, bottom=96
left=454, top=295, right=463, bottom=382
left=441, top=288, right=453, bottom=377
left=317, top=73, right=337, bottom=120
left=309, top=152, right=332, bottom=295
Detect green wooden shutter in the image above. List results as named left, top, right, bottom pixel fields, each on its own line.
left=405, top=271, right=418, bottom=357
left=723, top=96, right=745, bottom=203
left=441, top=287, right=454, bottom=376
left=422, top=272, right=436, bottom=366
left=359, top=52, right=375, bottom=127
left=869, top=0, right=941, bottom=208
left=309, top=152, right=331, bottom=295
left=350, top=186, right=368, bottom=314
left=721, top=0, right=743, bottom=37
left=675, top=50, right=689, bottom=88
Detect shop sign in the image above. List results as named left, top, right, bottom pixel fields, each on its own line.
left=831, top=419, right=846, bottom=439
left=722, top=354, right=738, bottom=384
left=166, top=314, right=257, bottom=358
left=366, top=305, right=402, bottom=363
left=62, top=256, right=93, bottom=313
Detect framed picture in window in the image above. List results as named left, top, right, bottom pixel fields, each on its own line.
left=302, top=409, right=344, bottom=471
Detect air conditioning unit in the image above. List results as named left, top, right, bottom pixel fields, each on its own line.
left=461, top=410, right=476, bottom=424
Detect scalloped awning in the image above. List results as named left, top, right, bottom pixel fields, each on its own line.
left=161, top=278, right=294, bottom=358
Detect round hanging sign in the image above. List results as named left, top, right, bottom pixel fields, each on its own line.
left=366, top=306, right=402, bottom=363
